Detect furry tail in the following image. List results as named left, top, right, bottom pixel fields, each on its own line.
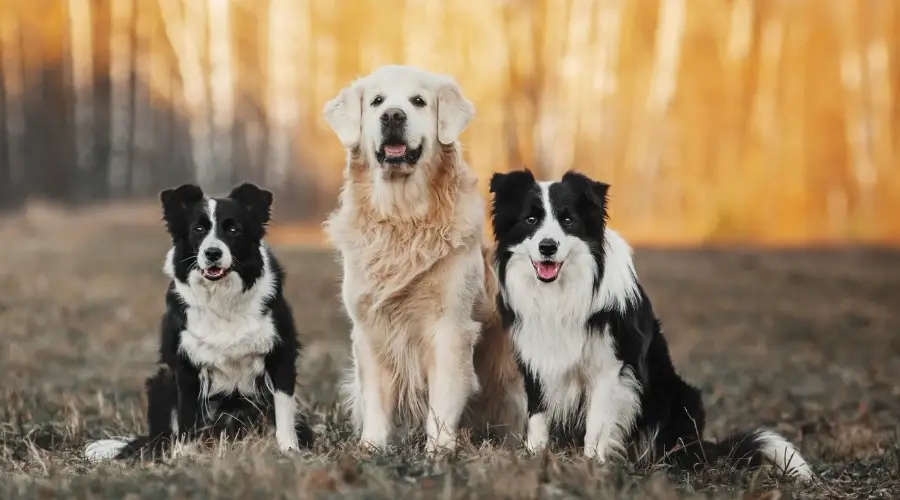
left=670, top=429, right=813, bottom=482
left=83, top=434, right=173, bottom=463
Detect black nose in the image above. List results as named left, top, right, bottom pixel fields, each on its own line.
left=538, top=239, right=558, bottom=257
left=204, top=247, right=223, bottom=262
left=380, top=108, right=407, bottom=127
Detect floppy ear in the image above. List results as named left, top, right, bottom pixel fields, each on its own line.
left=228, top=182, right=274, bottom=225
left=436, top=76, right=475, bottom=145
left=160, top=184, right=204, bottom=237
left=323, top=82, right=363, bottom=148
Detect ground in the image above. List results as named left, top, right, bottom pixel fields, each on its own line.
left=1, top=205, right=898, bottom=499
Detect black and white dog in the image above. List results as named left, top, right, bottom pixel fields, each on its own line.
left=84, top=183, right=312, bottom=462
left=490, top=169, right=811, bottom=481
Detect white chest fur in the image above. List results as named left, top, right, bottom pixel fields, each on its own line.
left=504, top=247, right=624, bottom=421
left=172, top=260, right=279, bottom=399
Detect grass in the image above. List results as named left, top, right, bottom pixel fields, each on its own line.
left=1, top=208, right=899, bottom=498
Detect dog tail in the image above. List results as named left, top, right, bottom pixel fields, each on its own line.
left=666, top=428, right=813, bottom=482
left=83, top=434, right=174, bottom=463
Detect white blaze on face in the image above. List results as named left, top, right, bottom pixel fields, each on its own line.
left=526, top=182, right=570, bottom=281
left=197, top=198, right=232, bottom=273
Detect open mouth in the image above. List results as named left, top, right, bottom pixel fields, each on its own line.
left=376, top=139, right=423, bottom=165
left=532, top=260, right=562, bottom=283
left=201, top=266, right=229, bottom=281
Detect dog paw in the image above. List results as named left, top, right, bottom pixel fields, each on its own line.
left=83, top=439, right=129, bottom=463
left=277, top=432, right=300, bottom=454
left=583, top=445, right=608, bottom=463
left=425, top=431, right=457, bottom=456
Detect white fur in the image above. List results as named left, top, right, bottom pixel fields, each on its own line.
left=504, top=182, right=642, bottom=461
left=274, top=390, right=300, bottom=453
left=525, top=413, right=549, bottom=453
left=324, top=66, right=507, bottom=452
left=168, top=243, right=279, bottom=402
left=197, top=199, right=233, bottom=271
left=755, top=430, right=814, bottom=481
left=84, top=439, right=131, bottom=463
left=323, top=64, right=474, bottom=183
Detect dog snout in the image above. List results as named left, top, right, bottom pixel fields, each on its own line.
left=380, top=108, right=407, bottom=128
left=538, top=239, right=558, bottom=258
left=204, top=247, right=223, bottom=263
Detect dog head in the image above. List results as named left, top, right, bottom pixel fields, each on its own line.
left=490, top=169, right=609, bottom=284
left=160, top=182, right=273, bottom=285
left=323, top=65, right=475, bottom=177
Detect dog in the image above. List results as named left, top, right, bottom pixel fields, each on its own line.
left=322, top=65, right=526, bottom=452
left=83, top=182, right=312, bottom=462
left=489, top=168, right=812, bottom=481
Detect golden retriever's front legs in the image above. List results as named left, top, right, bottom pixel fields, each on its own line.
left=353, top=333, right=394, bottom=451
left=425, top=317, right=480, bottom=453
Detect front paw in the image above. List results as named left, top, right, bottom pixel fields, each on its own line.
left=583, top=444, right=608, bottom=463
left=276, top=431, right=300, bottom=454
left=425, top=432, right=457, bottom=455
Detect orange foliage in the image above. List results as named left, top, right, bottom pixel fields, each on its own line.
left=6, top=0, right=900, bottom=245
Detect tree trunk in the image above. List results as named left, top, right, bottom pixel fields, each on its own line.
left=108, top=0, right=135, bottom=196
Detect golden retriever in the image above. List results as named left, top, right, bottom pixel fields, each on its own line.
left=322, top=65, right=525, bottom=452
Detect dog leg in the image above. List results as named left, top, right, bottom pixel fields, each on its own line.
left=354, top=334, right=394, bottom=451
left=426, top=318, right=479, bottom=453
left=583, top=366, right=641, bottom=462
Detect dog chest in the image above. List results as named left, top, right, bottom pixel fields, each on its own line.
left=179, top=308, right=278, bottom=396
left=514, top=318, right=622, bottom=413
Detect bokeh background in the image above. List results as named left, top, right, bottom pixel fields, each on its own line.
left=2, top=2, right=900, bottom=497
left=1, top=0, right=899, bottom=245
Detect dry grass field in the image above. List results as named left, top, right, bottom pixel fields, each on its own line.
left=1, top=206, right=899, bottom=499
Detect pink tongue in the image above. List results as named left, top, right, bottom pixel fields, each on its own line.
left=384, top=145, right=407, bottom=157
left=535, top=262, right=560, bottom=280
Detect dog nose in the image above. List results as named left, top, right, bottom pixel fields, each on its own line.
left=538, top=239, right=558, bottom=257
left=380, top=108, right=407, bottom=127
left=204, top=247, right=223, bottom=263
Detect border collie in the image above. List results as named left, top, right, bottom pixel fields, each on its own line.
left=84, top=183, right=313, bottom=462
left=489, top=169, right=812, bottom=481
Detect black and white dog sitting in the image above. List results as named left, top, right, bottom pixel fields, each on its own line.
left=489, top=169, right=811, bottom=481
left=84, top=183, right=312, bottom=462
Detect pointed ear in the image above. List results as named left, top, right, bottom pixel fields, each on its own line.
left=436, top=76, right=475, bottom=145
left=488, top=172, right=507, bottom=194
left=489, top=168, right=535, bottom=195
left=562, top=170, right=610, bottom=214
left=160, top=184, right=204, bottom=236
left=323, top=82, right=363, bottom=148
left=587, top=180, right=610, bottom=209
left=228, top=183, right=274, bottom=225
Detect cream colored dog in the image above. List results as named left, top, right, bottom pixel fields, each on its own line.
left=322, top=65, right=526, bottom=452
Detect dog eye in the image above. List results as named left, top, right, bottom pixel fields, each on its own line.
left=561, top=216, right=574, bottom=226
left=525, top=216, right=537, bottom=225
left=410, top=95, right=426, bottom=107
left=193, top=225, right=206, bottom=234
left=228, top=226, right=241, bottom=236
left=370, top=95, right=384, bottom=107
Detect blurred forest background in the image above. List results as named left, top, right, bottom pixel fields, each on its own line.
left=0, top=0, right=898, bottom=245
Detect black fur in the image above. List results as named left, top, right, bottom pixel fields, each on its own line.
left=490, top=169, right=809, bottom=478
left=107, top=183, right=312, bottom=461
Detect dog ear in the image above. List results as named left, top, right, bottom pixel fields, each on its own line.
left=562, top=170, right=610, bottom=213
left=323, top=82, right=363, bottom=148
left=586, top=180, right=609, bottom=209
left=489, top=168, right=535, bottom=195
left=160, top=184, right=204, bottom=236
left=436, top=76, right=475, bottom=145
left=228, top=183, right=274, bottom=225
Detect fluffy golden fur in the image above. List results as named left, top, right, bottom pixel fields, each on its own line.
left=322, top=65, right=525, bottom=452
